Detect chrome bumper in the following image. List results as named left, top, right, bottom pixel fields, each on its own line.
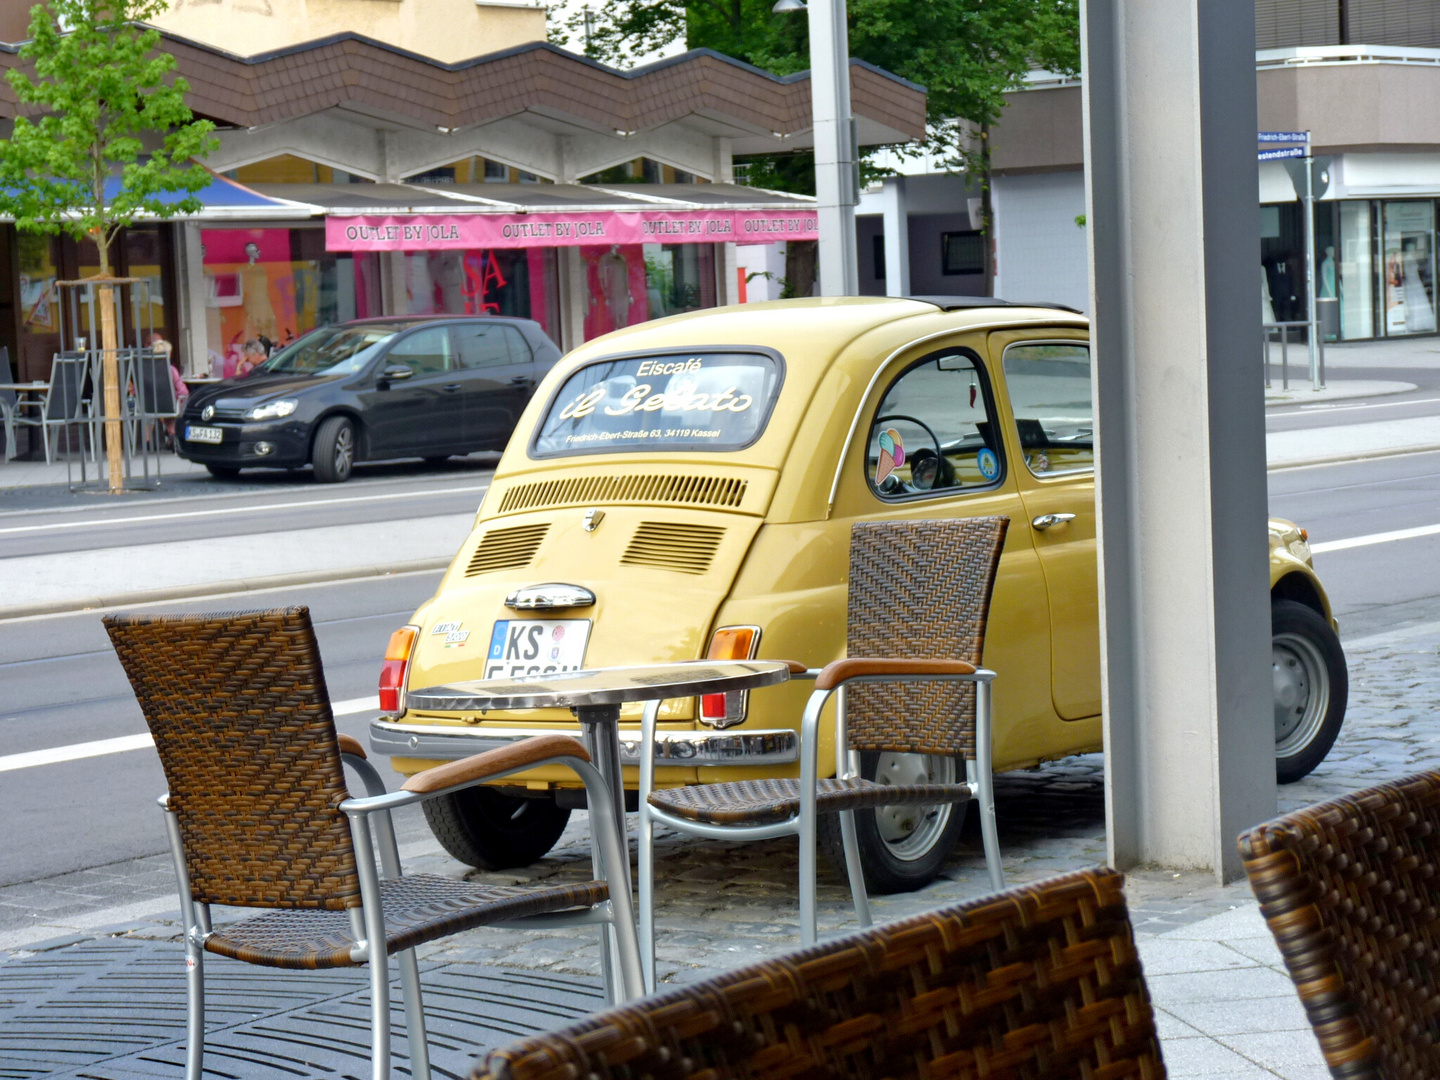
left=368, top=719, right=799, bottom=767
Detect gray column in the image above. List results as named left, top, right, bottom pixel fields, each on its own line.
left=807, top=0, right=857, bottom=296
left=1082, top=0, right=1275, bottom=883
left=176, top=222, right=209, bottom=378
left=879, top=177, right=910, bottom=297
left=557, top=247, right=587, bottom=353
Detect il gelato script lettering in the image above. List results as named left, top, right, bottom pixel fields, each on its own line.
left=558, top=383, right=754, bottom=420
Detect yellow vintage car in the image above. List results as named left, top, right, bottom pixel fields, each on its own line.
left=370, top=296, right=1345, bottom=890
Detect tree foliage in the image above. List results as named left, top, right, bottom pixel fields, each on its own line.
left=557, top=0, right=1080, bottom=174
left=0, top=0, right=217, bottom=274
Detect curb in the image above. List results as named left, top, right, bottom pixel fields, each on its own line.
left=1268, top=441, right=1440, bottom=471
left=0, top=557, right=452, bottom=621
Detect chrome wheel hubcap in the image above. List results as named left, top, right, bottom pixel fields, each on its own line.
left=334, top=426, right=353, bottom=473
left=1273, top=632, right=1329, bottom=755
left=872, top=753, right=956, bottom=862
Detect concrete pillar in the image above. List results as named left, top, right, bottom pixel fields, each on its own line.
left=879, top=177, right=910, bottom=297
left=380, top=252, right=409, bottom=316
left=807, top=0, right=857, bottom=296
left=717, top=242, right=738, bottom=307
left=1082, top=0, right=1274, bottom=883
left=557, top=247, right=587, bottom=352
left=176, top=222, right=209, bottom=378
left=712, top=138, right=734, bottom=183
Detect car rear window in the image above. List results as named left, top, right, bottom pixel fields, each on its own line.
left=531, top=351, right=783, bottom=456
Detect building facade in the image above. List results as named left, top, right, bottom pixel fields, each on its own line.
left=0, top=1, right=926, bottom=380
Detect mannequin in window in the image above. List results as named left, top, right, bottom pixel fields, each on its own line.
left=1320, top=245, right=1336, bottom=299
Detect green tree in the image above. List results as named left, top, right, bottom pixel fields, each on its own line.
left=0, top=0, right=217, bottom=491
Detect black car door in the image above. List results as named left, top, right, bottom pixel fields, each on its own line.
left=450, top=322, right=538, bottom=448
left=360, top=326, right=463, bottom=457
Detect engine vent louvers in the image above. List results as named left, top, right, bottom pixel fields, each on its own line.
left=620, top=522, right=726, bottom=575
left=465, top=523, right=549, bottom=577
left=498, top=474, right=748, bottom=514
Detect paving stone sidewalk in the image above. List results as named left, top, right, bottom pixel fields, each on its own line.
left=3, top=618, right=1435, bottom=1077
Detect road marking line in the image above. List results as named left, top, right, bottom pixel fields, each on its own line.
left=0, top=484, right=488, bottom=536
left=0, top=696, right=380, bottom=773
left=1311, top=523, right=1440, bottom=554
left=1283, top=394, right=1440, bottom=415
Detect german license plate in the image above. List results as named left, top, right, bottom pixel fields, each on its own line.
left=486, top=619, right=590, bottom=678
left=185, top=425, right=223, bottom=444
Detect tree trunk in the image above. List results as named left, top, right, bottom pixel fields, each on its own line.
left=980, top=123, right=995, bottom=299
left=97, top=280, right=123, bottom=493
left=783, top=240, right=817, bottom=298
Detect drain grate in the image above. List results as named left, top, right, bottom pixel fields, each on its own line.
left=0, top=938, right=602, bottom=1079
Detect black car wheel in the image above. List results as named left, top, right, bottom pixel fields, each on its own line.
left=206, top=464, right=240, bottom=479
left=422, top=788, right=572, bottom=869
left=312, top=416, right=355, bottom=483
left=818, top=751, right=964, bottom=893
left=1273, top=599, right=1348, bottom=783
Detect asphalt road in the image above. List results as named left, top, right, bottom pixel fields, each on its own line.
left=4, top=398, right=1440, bottom=905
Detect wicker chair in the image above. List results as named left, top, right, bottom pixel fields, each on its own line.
left=1239, top=770, right=1440, bottom=1080
left=638, top=517, right=1009, bottom=987
left=104, top=607, right=644, bottom=1080
left=475, top=865, right=1165, bottom=1080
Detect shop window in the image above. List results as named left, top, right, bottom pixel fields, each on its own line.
left=577, top=243, right=716, bottom=341
left=1383, top=201, right=1436, bottom=336
left=1338, top=201, right=1373, bottom=340
left=866, top=350, right=1003, bottom=498
left=941, top=231, right=984, bottom=275
left=1002, top=342, right=1093, bottom=476
left=873, top=233, right=887, bottom=280
left=387, top=326, right=453, bottom=375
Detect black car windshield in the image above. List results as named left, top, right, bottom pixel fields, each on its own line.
left=532, top=351, right=783, bottom=456
left=260, top=323, right=406, bottom=376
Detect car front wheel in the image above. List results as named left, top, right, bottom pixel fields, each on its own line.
left=422, top=787, right=572, bottom=870
left=311, top=415, right=355, bottom=483
left=818, top=751, right=964, bottom=894
left=1273, top=598, right=1348, bottom=783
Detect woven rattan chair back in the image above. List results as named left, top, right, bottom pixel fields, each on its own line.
left=1240, top=770, right=1440, bottom=1080
left=844, top=516, right=1008, bottom=757
left=104, top=608, right=362, bottom=911
left=476, top=865, right=1164, bottom=1080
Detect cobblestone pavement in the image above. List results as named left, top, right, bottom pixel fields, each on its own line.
left=2, top=618, right=1435, bottom=1077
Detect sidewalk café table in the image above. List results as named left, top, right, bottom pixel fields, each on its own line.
left=405, top=659, right=793, bottom=897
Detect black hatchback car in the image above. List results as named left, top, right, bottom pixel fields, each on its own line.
left=177, top=315, right=561, bottom=482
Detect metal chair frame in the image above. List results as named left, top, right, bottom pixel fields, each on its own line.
left=161, top=742, right=644, bottom=1080
left=637, top=664, right=1000, bottom=991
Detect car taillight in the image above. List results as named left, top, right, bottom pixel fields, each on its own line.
left=379, top=625, right=419, bottom=713
left=700, top=626, right=759, bottom=728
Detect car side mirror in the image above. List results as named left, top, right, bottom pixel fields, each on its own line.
left=380, top=364, right=413, bottom=383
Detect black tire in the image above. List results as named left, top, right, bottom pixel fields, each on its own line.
left=311, top=415, right=355, bottom=483
left=1273, top=598, right=1348, bottom=784
left=818, top=751, right=964, bottom=894
left=422, top=787, right=571, bottom=870
left=205, top=464, right=240, bottom=479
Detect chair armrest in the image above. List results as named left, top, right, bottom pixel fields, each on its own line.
left=814, top=657, right=977, bottom=691
left=337, top=733, right=366, bottom=759
left=401, top=734, right=590, bottom=796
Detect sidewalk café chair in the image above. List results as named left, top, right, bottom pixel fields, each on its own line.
left=639, top=516, right=1009, bottom=987
left=474, top=865, right=1166, bottom=1080
left=129, top=348, right=179, bottom=453
left=103, top=607, right=645, bottom=1080
left=1239, top=769, right=1440, bottom=1080
left=0, top=346, right=25, bottom=461
left=31, top=351, right=90, bottom=465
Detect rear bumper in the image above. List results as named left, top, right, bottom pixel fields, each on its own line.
left=369, top=718, right=798, bottom=767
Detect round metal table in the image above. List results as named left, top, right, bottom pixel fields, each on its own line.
left=407, top=660, right=792, bottom=997
left=407, top=659, right=792, bottom=855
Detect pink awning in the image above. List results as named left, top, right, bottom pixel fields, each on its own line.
left=326, top=209, right=818, bottom=251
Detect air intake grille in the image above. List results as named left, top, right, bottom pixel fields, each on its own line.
left=620, top=522, right=726, bottom=575
left=498, top=474, right=748, bottom=514
left=465, top=523, right=548, bottom=577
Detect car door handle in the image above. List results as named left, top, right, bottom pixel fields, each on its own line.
left=1032, top=513, right=1076, bottom=531
left=442, top=383, right=463, bottom=392
left=509, top=376, right=531, bottom=386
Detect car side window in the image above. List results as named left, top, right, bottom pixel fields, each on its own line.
left=454, top=323, right=515, bottom=369
left=866, top=350, right=1003, bottom=499
left=387, top=327, right=452, bottom=375
left=504, top=325, right=533, bottom=363
left=1002, top=342, right=1093, bottom=476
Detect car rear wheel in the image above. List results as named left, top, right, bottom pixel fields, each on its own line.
left=312, top=416, right=355, bottom=483
left=205, top=464, right=240, bottom=479
left=818, top=751, right=963, bottom=894
left=422, top=787, right=572, bottom=870
left=1273, top=598, right=1348, bottom=783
